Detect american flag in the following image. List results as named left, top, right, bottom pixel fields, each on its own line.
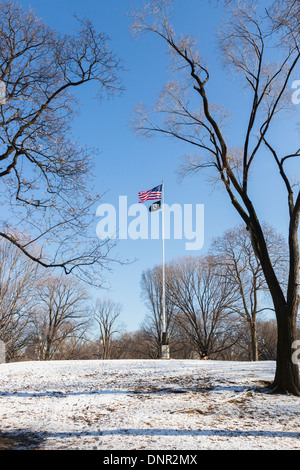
left=138, top=184, right=162, bottom=203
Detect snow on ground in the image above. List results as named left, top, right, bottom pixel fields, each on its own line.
left=0, top=359, right=299, bottom=450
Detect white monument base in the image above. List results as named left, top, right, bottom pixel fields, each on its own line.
left=160, top=344, right=170, bottom=360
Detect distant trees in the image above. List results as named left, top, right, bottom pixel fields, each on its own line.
left=0, top=239, right=288, bottom=362
left=211, top=224, right=288, bottom=360
left=31, top=275, right=89, bottom=361
left=141, top=256, right=238, bottom=359
left=0, top=220, right=290, bottom=363
left=167, top=256, right=240, bottom=359
left=112, top=316, right=280, bottom=361
left=140, top=265, right=177, bottom=357
left=0, top=235, right=38, bottom=360
left=140, top=224, right=289, bottom=361
left=93, top=299, right=123, bottom=359
left=141, top=255, right=238, bottom=359
left=0, top=232, right=93, bottom=361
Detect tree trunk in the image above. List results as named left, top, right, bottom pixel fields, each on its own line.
left=270, top=304, right=300, bottom=395
left=270, top=201, right=300, bottom=395
left=250, top=319, right=258, bottom=362
left=247, top=216, right=300, bottom=395
left=44, top=335, right=52, bottom=361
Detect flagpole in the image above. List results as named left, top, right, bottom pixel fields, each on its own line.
left=162, top=179, right=166, bottom=337
left=161, top=180, right=169, bottom=359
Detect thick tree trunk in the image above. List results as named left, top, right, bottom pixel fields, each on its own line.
left=44, top=335, right=52, bottom=361
left=250, top=319, right=258, bottom=362
left=270, top=304, right=300, bottom=395
left=270, top=201, right=300, bottom=395
left=247, top=216, right=300, bottom=395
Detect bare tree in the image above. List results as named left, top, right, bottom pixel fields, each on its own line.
left=0, top=232, right=39, bottom=360
left=49, top=329, right=91, bottom=360
left=140, top=264, right=177, bottom=357
left=257, top=320, right=278, bottom=361
left=32, top=275, right=89, bottom=360
left=94, top=298, right=122, bottom=359
left=131, top=0, right=300, bottom=394
left=211, top=224, right=288, bottom=361
left=0, top=0, right=123, bottom=285
left=167, top=255, right=240, bottom=358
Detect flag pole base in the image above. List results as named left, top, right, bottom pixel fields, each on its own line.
left=160, top=345, right=170, bottom=359
left=160, top=332, right=170, bottom=359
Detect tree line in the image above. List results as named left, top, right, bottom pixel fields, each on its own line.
left=140, top=223, right=292, bottom=361
left=0, top=235, right=125, bottom=362
left=1, top=223, right=296, bottom=363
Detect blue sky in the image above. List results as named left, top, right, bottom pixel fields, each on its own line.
left=17, top=0, right=300, bottom=332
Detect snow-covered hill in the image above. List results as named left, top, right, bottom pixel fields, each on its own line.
left=0, top=359, right=299, bottom=450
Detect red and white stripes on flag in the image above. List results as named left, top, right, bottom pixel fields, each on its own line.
left=138, top=184, right=162, bottom=203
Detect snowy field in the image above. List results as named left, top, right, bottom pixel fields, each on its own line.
left=0, top=359, right=299, bottom=451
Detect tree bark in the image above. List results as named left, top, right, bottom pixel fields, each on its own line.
left=250, top=319, right=258, bottom=362
left=271, top=304, right=300, bottom=395
left=247, top=218, right=300, bottom=395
